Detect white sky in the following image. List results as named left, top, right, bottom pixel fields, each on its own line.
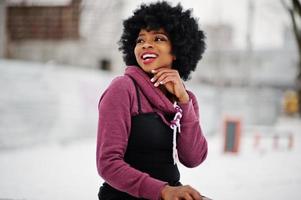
left=124, top=0, right=291, bottom=50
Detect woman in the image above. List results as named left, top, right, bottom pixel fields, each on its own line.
left=96, top=1, right=208, bottom=200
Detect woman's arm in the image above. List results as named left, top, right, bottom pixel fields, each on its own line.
left=177, top=91, right=208, bottom=167
left=150, top=68, right=208, bottom=168
left=96, top=76, right=167, bottom=200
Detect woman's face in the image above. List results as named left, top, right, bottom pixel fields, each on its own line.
left=134, top=28, right=175, bottom=73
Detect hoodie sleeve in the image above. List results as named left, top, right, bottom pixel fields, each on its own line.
left=96, top=76, right=167, bottom=200
left=177, top=91, right=208, bottom=168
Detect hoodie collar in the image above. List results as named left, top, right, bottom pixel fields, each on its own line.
left=124, top=66, right=176, bottom=115
left=125, top=66, right=183, bottom=164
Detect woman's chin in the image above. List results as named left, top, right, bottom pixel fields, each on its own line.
left=140, top=65, right=156, bottom=73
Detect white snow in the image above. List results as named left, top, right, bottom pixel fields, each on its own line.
left=0, top=59, right=300, bottom=200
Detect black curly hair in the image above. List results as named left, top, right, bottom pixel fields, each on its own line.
left=119, top=1, right=206, bottom=81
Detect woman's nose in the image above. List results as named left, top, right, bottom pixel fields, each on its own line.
left=142, top=41, right=153, bottom=49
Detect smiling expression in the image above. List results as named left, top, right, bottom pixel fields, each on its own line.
left=134, top=29, right=175, bottom=73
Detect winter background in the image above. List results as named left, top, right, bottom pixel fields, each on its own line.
left=0, top=0, right=301, bottom=200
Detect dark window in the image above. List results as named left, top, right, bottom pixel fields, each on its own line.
left=7, top=3, right=80, bottom=40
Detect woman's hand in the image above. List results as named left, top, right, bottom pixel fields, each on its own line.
left=151, top=68, right=189, bottom=103
left=161, top=185, right=203, bottom=200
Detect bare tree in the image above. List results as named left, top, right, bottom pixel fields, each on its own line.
left=281, top=0, right=301, bottom=115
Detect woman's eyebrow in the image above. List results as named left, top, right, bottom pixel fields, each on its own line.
left=153, top=31, right=168, bottom=36
left=138, top=31, right=168, bottom=37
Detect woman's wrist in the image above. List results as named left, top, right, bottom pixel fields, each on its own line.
left=178, top=92, right=189, bottom=104
left=160, top=185, right=171, bottom=199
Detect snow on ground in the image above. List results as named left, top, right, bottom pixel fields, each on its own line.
left=0, top=59, right=300, bottom=200
left=0, top=122, right=300, bottom=200
left=179, top=117, right=301, bottom=200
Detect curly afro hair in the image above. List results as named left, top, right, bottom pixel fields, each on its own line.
left=119, top=1, right=206, bottom=81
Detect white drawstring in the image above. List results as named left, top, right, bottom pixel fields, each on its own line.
left=170, top=102, right=183, bottom=165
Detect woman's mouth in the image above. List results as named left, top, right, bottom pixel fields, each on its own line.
left=141, top=52, right=158, bottom=65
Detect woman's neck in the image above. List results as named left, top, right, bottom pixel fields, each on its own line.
left=159, top=85, right=177, bottom=103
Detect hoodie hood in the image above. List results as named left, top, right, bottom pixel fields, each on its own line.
left=125, top=66, right=177, bottom=115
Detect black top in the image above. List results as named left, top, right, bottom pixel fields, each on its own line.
left=98, top=77, right=180, bottom=200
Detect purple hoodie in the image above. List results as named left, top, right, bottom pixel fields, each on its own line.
left=96, top=66, right=208, bottom=200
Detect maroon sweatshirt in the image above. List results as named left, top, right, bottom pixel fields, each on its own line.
left=96, top=66, right=208, bottom=200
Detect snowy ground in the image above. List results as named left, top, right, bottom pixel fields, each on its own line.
left=0, top=60, right=300, bottom=200
left=0, top=120, right=300, bottom=200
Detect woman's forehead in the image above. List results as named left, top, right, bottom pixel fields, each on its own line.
left=138, top=28, right=167, bottom=36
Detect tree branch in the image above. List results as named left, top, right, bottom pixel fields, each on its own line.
left=291, top=0, right=301, bottom=54
left=282, top=0, right=301, bottom=53
left=293, top=0, right=301, bottom=16
left=281, top=0, right=291, bottom=11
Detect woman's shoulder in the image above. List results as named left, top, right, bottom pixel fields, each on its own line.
left=112, top=75, right=132, bottom=85
left=99, top=75, right=135, bottom=105
left=104, top=75, right=135, bottom=96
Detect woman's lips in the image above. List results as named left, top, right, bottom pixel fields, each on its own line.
left=142, top=57, right=156, bottom=64
left=140, top=52, right=158, bottom=65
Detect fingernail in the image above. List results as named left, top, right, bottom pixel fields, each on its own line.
left=151, top=69, right=156, bottom=73
left=159, top=81, right=163, bottom=84
left=150, top=77, right=155, bottom=82
left=154, top=82, right=159, bottom=87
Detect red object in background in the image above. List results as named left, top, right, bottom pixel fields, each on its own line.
left=223, top=118, right=241, bottom=153
left=288, top=134, right=294, bottom=150
left=254, top=133, right=261, bottom=149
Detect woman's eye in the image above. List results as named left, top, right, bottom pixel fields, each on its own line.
left=155, top=36, right=167, bottom=42
left=136, top=38, right=144, bottom=44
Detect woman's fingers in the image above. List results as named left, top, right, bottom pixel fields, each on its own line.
left=151, top=69, right=180, bottom=88
left=183, top=185, right=202, bottom=200
left=151, top=71, right=177, bottom=82
left=161, top=185, right=203, bottom=200
left=151, top=72, right=176, bottom=86
left=182, top=193, right=194, bottom=200
left=158, top=75, right=177, bottom=85
left=151, top=68, right=179, bottom=80
left=190, top=190, right=202, bottom=200
left=151, top=67, right=188, bottom=103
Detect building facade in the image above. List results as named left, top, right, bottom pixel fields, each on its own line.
left=4, top=0, right=124, bottom=71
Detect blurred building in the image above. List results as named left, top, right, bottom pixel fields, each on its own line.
left=204, top=23, right=234, bottom=50
left=4, top=0, right=124, bottom=71
left=0, top=1, right=6, bottom=57
left=199, top=23, right=297, bottom=88
left=7, top=0, right=80, bottom=40
left=0, top=0, right=299, bottom=131
left=195, top=23, right=298, bottom=126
